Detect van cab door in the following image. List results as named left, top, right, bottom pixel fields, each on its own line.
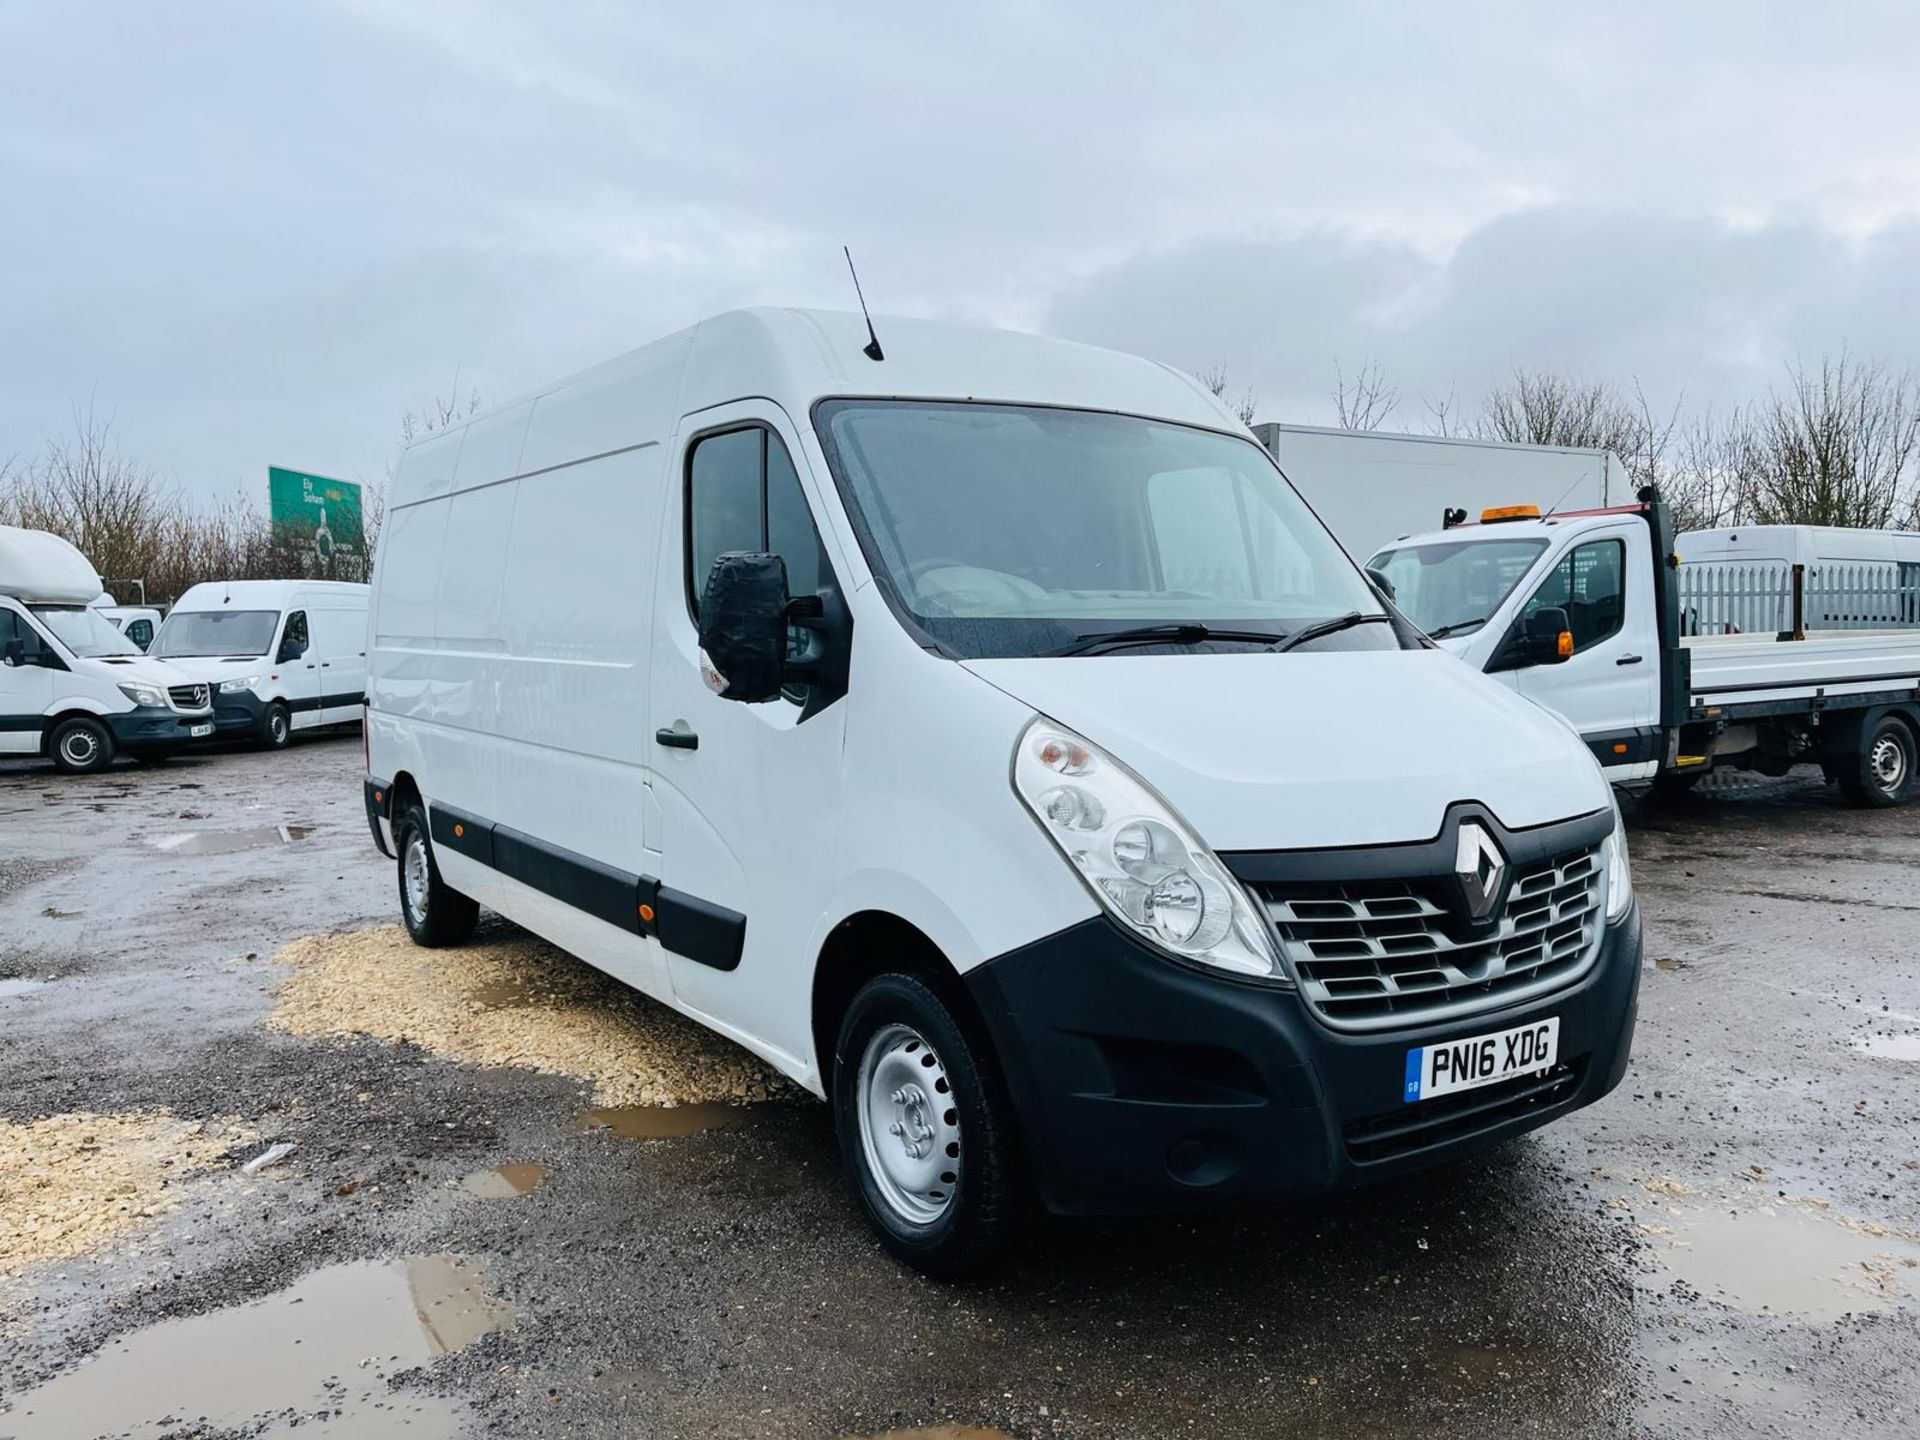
left=0, top=607, right=55, bottom=754
left=274, top=610, right=323, bottom=728
left=1492, top=522, right=1660, bottom=781
left=646, top=404, right=850, bottom=1072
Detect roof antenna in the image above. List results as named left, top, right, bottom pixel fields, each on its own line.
left=843, top=247, right=885, bottom=362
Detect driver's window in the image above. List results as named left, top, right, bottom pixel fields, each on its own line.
left=1521, top=540, right=1625, bottom=653
left=278, top=610, right=309, bottom=661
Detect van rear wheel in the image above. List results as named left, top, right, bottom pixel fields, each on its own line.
left=393, top=800, right=479, bottom=946
left=48, top=716, right=116, bottom=775
left=833, top=972, right=1026, bottom=1277
left=1838, top=716, right=1916, bottom=808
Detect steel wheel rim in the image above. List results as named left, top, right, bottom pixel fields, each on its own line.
left=271, top=711, right=288, bottom=744
left=403, top=833, right=432, bottom=926
left=1871, top=733, right=1909, bottom=794
left=60, top=730, right=99, bottom=766
left=856, top=1022, right=961, bottom=1226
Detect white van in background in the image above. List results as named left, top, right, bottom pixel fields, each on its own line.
left=92, top=600, right=165, bottom=651
left=1, top=526, right=215, bottom=773
left=364, top=309, right=1640, bottom=1275
left=154, top=580, right=369, bottom=748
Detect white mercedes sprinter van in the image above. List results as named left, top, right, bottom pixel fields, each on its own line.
left=154, top=580, right=369, bottom=748
left=1, top=526, right=215, bottom=772
left=364, top=310, right=1641, bottom=1274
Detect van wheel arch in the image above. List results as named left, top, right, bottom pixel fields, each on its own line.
left=386, top=771, right=422, bottom=825
left=43, top=710, right=116, bottom=773
left=811, top=912, right=989, bottom=1095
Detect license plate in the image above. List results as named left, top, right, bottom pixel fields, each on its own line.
left=189, top=723, right=214, bottom=737
left=1404, top=1016, right=1559, bottom=1103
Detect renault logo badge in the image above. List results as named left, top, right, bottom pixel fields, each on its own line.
left=1455, top=822, right=1507, bottom=921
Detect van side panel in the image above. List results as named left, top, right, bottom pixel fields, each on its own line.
left=371, top=501, right=450, bottom=728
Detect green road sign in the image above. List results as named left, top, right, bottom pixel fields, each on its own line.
left=268, top=466, right=364, bottom=562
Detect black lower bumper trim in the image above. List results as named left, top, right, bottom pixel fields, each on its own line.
left=104, top=706, right=213, bottom=752
left=364, top=777, right=394, bottom=859
left=963, top=904, right=1641, bottom=1216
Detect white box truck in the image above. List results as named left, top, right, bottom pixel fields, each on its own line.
left=363, top=308, right=1641, bottom=1274
left=0, top=526, right=215, bottom=772
left=1252, top=423, right=1627, bottom=562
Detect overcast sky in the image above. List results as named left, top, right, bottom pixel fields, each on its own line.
left=4, top=2, right=1919, bottom=501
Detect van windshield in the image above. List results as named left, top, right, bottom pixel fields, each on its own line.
left=154, top=609, right=279, bottom=658
left=28, top=605, right=141, bottom=658
left=1369, top=537, right=1549, bottom=639
left=813, top=401, right=1391, bottom=659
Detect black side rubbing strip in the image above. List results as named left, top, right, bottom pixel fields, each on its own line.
left=654, top=885, right=746, bottom=972
left=429, top=802, right=496, bottom=869
left=492, top=823, right=640, bottom=935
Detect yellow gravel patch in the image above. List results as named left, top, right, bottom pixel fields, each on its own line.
left=268, top=926, right=792, bottom=1107
left=0, top=1111, right=242, bottom=1277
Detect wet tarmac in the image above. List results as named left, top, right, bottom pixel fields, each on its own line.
left=1, top=742, right=1916, bottom=1437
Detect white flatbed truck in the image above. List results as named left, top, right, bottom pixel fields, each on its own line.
left=1368, top=492, right=1920, bottom=805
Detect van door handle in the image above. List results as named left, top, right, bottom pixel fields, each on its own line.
left=655, top=727, right=699, bottom=750
left=1616, top=654, right=1644, bottom=666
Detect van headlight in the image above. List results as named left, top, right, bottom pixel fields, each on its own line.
left=1013, top=718, right=1285, bottom=980
left=219, top=675, right=260, bottom=693
left=117, top=682, right=166, bottom=708
left=1602, top=807, right=1633, bottom=921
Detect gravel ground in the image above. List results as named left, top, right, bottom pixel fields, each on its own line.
left=0, top=737, right=1915, bottom=1438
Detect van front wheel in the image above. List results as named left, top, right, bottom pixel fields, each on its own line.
left=261, top=702, right=292, bottom=750
left=833, top=972, right=1026, bottom=1277
left=48, top=716, right=116, bottom=774
left=393, top=801, right=479, bottom=947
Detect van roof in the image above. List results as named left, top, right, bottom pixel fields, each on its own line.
left=170, top=579, right=369, bottom=612
left=390, top=308, right=1239, bottom=509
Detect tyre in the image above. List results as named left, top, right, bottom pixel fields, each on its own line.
left=48, top=716, right=116, bottom=775
left=393, top=800, right=480, bottom=946
left=833, top=972, right=1027, bottom=1277
left=1648, top=770, right=1702, bottom=804
left=261, top=702, right=292, bottom=750
left=1837, top=716, right=1916, bottom=808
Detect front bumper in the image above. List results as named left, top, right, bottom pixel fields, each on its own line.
left=963, top=901, right=1641, bottom=1216
left=105, top=706, right=215, bottom=754
left=209, top=688, right=269, bottom=735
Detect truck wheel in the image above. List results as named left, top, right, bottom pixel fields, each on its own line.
left=1838, top=717, right=1916, bottom=808
left=833, top=972, right=1026, bottom=1277
left=261, top=702, right=292, bottom=750
left=393, top=800, right=479, bottom=946
left=1648, top=771, right=1702, bottom=804
left=48, top=716, right=116, bottom=774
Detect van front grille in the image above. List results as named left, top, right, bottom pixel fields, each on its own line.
left=168, top=684, right=211, bottom=710
left=1254, top=843, right=1605, bottom=1031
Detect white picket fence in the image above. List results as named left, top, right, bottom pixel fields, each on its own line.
left=1679, top=561, right=1920, bottom=636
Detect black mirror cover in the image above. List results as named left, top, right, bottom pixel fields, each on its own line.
left=1524, top=606, right=1573, bottom=664
left=698, top=552, right=789, bottom=703
left=1, top=638, right=22, bottom=667
left=1364, top=566, right=1397, bottom=603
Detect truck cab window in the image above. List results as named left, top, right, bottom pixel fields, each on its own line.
left=1522, top=539, right=1625, bottom=652
left=687, top=425, right=834, bottom=706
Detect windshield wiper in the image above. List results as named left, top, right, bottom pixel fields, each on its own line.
left=1424, top=617, right=1490, bottom=640
left=1044, top=623, right=1290, bottom=658
left=1273, top=611, right=1391, bottom=652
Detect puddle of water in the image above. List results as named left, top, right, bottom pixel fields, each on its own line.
left=574, top=1102, right=745, bottom=1139
left=1649, top=1205, right=1920, bottom=1319
left=461, top=1162, right=548, bottom=1199
left=1654, top=957, right=1689, bottom=972
left=1853, top=1032, right=1920, bottom=1062
left=0, top=977, right=47, bottom=1001
left=2, top=1255, right=508, bottom=1439
left=149, top=824, right=314, bottom=855
left=469, top=976, right=543, bottom=1010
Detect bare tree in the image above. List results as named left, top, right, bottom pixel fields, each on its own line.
left=398, top=384, right=485, bottom=447
left=1472, top=368, right=1677, bottom=493
left=1332, top=359, right=1399, bottom=431
left=1422, top=384, right=1463, bottom=438
left=1198, top=366, right=1258, bottom=427
left=1741, top=353, right=1920, bottom=528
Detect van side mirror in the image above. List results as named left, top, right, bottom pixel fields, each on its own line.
left=1488, top=607, right=1574, bottom=672
left=698, top=552, right=790, bottom=703
left=2, top=638, right=23, bottom=668
left=277, top=633, right=306, bottom=664
left=1524, top=607, right=1574, bottom=665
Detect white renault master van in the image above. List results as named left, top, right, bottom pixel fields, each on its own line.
left=1, top=526, right=215, bottom=772
left=363, top=310, right=1641, bottom=1274
left=154, top=580, right=369, bottom=748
